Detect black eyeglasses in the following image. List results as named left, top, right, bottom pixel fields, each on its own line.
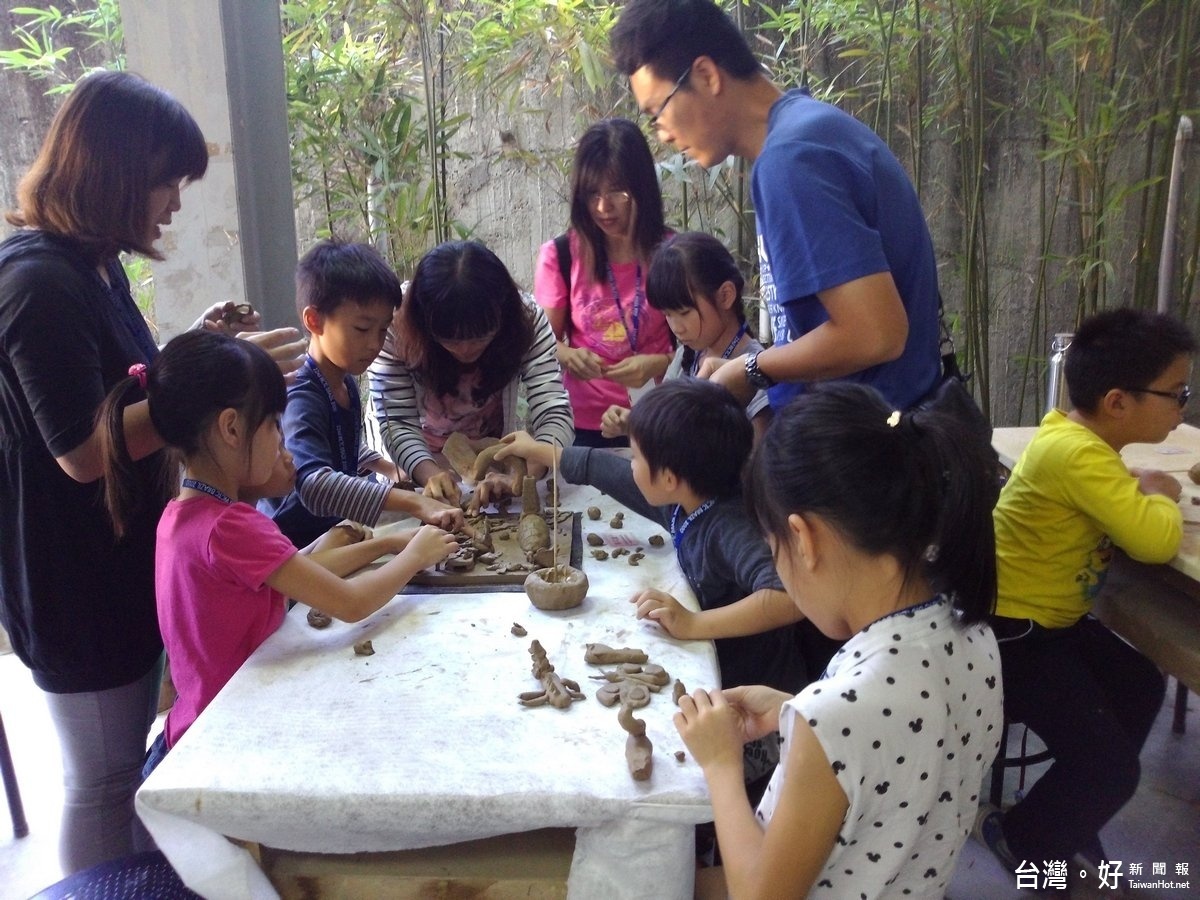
left=648, top=64, right=693, bottom=129
left=1124, top=386, right=1191, bottom=408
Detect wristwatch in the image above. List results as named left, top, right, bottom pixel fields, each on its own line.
left=744, top=351, right=776, bottom=390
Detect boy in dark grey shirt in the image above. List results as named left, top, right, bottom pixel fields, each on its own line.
left=498, top=379, right=838, bottom=695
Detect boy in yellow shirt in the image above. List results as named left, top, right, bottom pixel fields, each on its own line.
left=975, top=308, right=1194, bottom=875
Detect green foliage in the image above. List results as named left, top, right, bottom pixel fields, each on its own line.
left=0, top=1, right=123, bottom=90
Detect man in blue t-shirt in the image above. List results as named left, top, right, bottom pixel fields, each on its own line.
left=611, top=0, right=940, bottom=411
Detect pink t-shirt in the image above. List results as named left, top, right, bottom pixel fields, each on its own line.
left=534, top=231, right=673, bottom=430
left=156, top=497, right=296, bottom=747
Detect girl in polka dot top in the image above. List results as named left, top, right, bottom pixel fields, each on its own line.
left=676, top=383, right=1003, bottom=898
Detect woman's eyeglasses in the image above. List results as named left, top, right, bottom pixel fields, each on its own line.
left=586, top=190, right=632, bottom=210
left=1125, top=386, right=1191, bottom=408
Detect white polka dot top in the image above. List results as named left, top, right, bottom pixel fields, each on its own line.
left=756, top=596, right=1003, bottom=898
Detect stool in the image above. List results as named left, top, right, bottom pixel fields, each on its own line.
left=1, top=708, right=29, bottom=839
left=29, top=849, right=201, bottom=899
left=989, top=718, right=1053, bottom=807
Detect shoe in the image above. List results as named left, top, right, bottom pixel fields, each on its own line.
left=972, top=803, right=1017, bottom=869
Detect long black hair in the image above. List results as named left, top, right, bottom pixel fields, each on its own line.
left=745, top=383, right=997, bottom=625
left=98, top=331, right=286, bottom=537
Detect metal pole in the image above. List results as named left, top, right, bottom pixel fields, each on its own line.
left=1157, top=116, right=1193, bottom=314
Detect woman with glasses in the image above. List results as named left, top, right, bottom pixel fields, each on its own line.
left=369, top=240, right=574, bottom=508
left=534, top=118, right=674, bottom=447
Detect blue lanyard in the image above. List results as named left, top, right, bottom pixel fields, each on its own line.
left=689, top=322, right=749, bottom=377
left=181, top=478, right=235, bottom=504
left=606, top=263, right=643, bottom=353
left=305, top=356, right=357, bottom=473
left=670, top=499, right=715, bottom=550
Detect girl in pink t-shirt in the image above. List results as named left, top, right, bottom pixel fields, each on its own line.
left=534, top=118, right=674, bottom=447
left=98, top=331, right=457, bottom=770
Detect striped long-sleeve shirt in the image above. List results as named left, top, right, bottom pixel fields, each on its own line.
left=368, top=296, right=575, bottom=477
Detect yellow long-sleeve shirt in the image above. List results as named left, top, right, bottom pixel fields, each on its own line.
left=994, top=410, right=1183, bottom=628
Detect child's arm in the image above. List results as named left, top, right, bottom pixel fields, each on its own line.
left=494, top=430, right=562, bottom=472
left=302, top=528, right=420, bottom=577
left=266, top=524, right=456, bottom=622
left=382, top=487, right=466, bottom=533
left=631, top=587, right=802, bottom=640
left=676, top=689, right=847, bottom=899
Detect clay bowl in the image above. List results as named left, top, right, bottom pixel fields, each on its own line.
left=525, top=565, right=588, bottom=611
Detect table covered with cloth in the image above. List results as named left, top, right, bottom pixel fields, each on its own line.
left=136, top=481, right=721, bottom=899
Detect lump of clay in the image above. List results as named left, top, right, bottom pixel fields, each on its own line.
left=648, top=534, right=665, bottom=547
left=619, top=703, right=653, bottom=781
left=609, top=512, right=624, bottom=529
left=586, top=506, right=602, bottom=520
left=584, top=643, right=648, bottom=665
left=590, top=549, right=609, bottom=561
left=517, top=513, right=550, bottom=553
left=511, top=622, right=527, bottom=637
left=353, top=639, right=374, bottom=656
left=521, top=475, right=542, bottom=515
left=1190, top=461, right=1200, bottom=485
left=525, top=565, right=588, bottom=611
left=307, top=608, right=332, bottom=629
left=673, top=679, right=686, bottom=704
left=586, top=533, right=604, bottom=547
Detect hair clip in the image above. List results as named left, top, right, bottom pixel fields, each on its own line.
left=886, top=410, right=901, bottom=428
left=923, top=543, right=940, bottom=563
left=128, top=362, right=148, bottom=390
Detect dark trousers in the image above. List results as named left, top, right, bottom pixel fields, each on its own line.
left=991, top=614, right=1164, bottom=862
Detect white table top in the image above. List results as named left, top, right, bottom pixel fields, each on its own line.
left=137, top=482, right=719, bottom=899
left=993, top=423, right=1200, bottom=583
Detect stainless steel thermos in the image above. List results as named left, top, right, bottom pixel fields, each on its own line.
left=1046, top=333, right=1073, bottom=412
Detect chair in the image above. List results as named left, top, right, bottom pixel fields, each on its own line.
left=1, top=708, right=29, bottom=839
left=988, top=718, right=1053, bottom=807
left=28, top=850, right=201, bottom=900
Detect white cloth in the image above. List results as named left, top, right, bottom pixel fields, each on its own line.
left=137, top=482, right=718, bottom=899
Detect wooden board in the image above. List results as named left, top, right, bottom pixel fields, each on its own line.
left=403, top=512, right=583, bottom=593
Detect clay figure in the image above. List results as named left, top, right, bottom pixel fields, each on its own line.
left=618, top=703, right=653, bottom=781
left=519, top=640, right=585, bottom=709
left=525, top=564, right=588, bottom=610
left=353, top=639, right=374, bottom=656
left=595, top=681, right=652, bottom=709
left=584, top=643, right=648, bottom=665
left=307, top=608, right=332, bottom=629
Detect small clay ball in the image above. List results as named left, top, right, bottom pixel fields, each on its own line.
left=587, top=506, right=602, bottom=520
left=353, top=639, right=374, bottom=656
left=306, top=608, right=332, bottom=629
left=609, top=516, right=623, bottom=529
left=586, top=533, right=604, bottom=546
left=591, top=549, right=609, bottom=561
left=1190, top=461, right=1200, bottom=485
left=648, top=534, right=665, bottom=547
left=511, top=622, right=527, bottom=637
left=674, top=750, right=686, bottom=763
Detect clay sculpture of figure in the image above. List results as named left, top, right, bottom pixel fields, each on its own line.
left=584, top=643, right=648, bottom=665
left=591, top=663, right=669, bottom=708
left=518, top=640, right=585, bottom=709
left=618, top=703, right=653, bottom=781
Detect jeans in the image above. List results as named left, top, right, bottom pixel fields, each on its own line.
left=991, top=615, right=1164, bottom=862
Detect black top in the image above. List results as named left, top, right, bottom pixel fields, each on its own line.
left=0, top=230, right=164, bottom=693
left=561, top=446, right=810, bottom=693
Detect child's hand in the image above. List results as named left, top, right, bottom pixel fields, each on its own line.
left=556, top=343, right=604, bottom=380
left=674, top=689, right=747, bottom=774
left=601, top=354, right=658, bottom=388
left=719, top=685, right=793, bottom=743
left=467, top=471, right=517, bottom=515
left=423, top=469, right=462, bottom=506
left=399, top=524, right=457, bottom=570
left=494, top=431, right=556, bottom=470
left=631, top=589, right=698, bottom=638
left=600, top=405, right=630, bottom=438
left=1133, top=468, right=1182, bottom=502
left=411, top=492, right=466, bottom=533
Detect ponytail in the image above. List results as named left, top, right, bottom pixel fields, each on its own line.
left=96, top=373, right=176, bottom=539
left=745, top=383, right=997, bottom=624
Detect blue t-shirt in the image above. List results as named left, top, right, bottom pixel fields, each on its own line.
left=262, top=361, right=363, bottom=549
left=753, top=88, right=940, bottom=410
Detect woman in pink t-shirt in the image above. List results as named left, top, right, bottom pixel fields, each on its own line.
left=534, top=118, right=674, bottom=447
